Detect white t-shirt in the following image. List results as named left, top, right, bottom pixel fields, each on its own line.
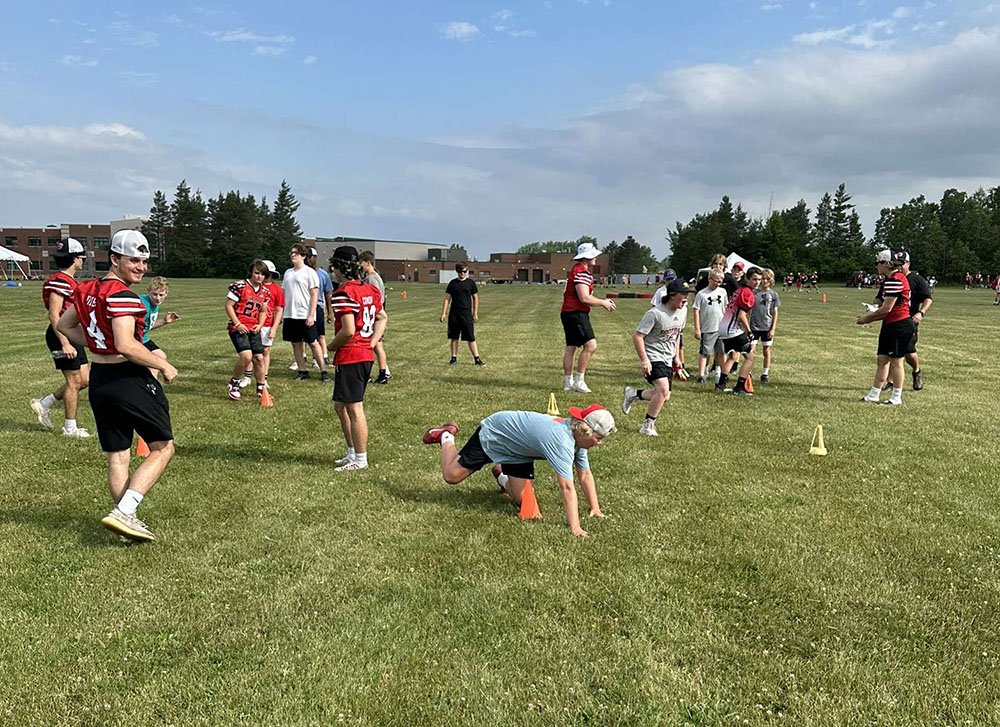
left=693, top=286, right=728, bottom=333
left=282, top=265, right=320, bottom=319
left=635, top=304, right=687, bottom=363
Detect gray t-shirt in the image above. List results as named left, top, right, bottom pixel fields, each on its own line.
left=693, top=286, right=727, bottom=333
left=635, top=304, right=687, bottom=363
left=365, top=272, right=386, bottom=307
left=478, top=411, right=589, bottom=480
left=751, top=289, right=781, bottom=332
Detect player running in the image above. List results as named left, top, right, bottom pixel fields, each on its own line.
left=561, top=241, right=616, bottom=393
left=139, top=276, right=180, bottom=380
left=225, top=260, right=271, bottom=402
left=30, top=238, right=91, bottom=438
left=56, top=230, right=177, bottom=542
left=716, top=267, right=762, bottom=396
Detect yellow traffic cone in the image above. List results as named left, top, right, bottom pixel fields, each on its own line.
left=546, top=392, right=560, bottom=416
left=809, top=425, right=827, bottom=456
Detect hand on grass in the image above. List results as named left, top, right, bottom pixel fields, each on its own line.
left=571, top=526, right=589, bottom=538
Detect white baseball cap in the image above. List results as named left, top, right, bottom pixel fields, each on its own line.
left=573, top=242, right=601, bottom=260
left=262, top=259, right=278, bottom=274
left=110, top=230, right=150, bottom=259
left=875, top=249, right=891, bottom=263
left=568, top=404, right=617, bottom=438
left=55, top=237, right=85, bottom=256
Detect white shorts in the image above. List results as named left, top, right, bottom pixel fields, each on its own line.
left=260, top=326, right=274, bottom=347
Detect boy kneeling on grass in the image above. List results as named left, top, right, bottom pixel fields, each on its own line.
left=422, top=405, right=615, bottom=537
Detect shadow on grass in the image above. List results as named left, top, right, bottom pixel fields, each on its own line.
left=0, top=507, right=122, bottom=548
left=384, top=481, right=514, bottom=515
left=0, top=416, right=49, bottom=434
left=426, top=373, right=553, bottom=392
left=179, top=441, right=331, bottom=467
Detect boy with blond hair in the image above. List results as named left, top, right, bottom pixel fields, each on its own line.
left=692, top=269, right=727, bottom=384
left=750, top=268, right=780, bottom=383
left=139, top=276, right=180, bottom=380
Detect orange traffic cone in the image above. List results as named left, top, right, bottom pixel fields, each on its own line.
left=260, top=387, right=274, bottom=407
left=518, top=480, right=543, bottom=520
left=402, top=290, right=408, bottom=301
left=136, top=436, right=150, bottom=457
left=821, top=293, right=827, bottom=303
left=745, top=374, right=755, bottom=393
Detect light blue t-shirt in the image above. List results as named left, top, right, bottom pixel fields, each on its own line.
left=478, top=411, right=590, bottom=480
left=139, top=293, right=159, bottom=344
left=317, top=268, right=334, bottom=310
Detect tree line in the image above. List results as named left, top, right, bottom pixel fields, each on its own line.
left=140, top=180, right=303, bottom=279
left=516, top=235, right=660, bottom=276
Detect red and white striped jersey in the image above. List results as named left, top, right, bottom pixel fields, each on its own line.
left=562, top=263, right=594, bottom=313
left=330, top=280, right=382, bottom=365
left=226, top=279, right=271, bottom=331
left=42, top=272, right=77, bottom=315
left=73, top=277, right=147, bottom=355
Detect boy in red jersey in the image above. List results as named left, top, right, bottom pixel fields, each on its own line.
left=30, top=237, right=91, bottom=437
left=561, top=241, right=616, bottom=393
left=57, top=230, right=177, bottom=543
left=258, top=260, right=285, bottom=387
left=225, top=260, right=271, bottom=402
left=716, top=267, right=762, bottom=396
left=858, top=251, right=913, bottom=406
left=327, top=246, right=387, bottom=471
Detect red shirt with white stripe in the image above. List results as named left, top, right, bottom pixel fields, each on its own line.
left=561, top=263, right=594, bottom=313
left=719, top=285, right=756, bottom=337
left=263, top=282, right=285, bottom=327
left=226, top=279, right=271, bottom=331
left=330, top=280, right=382, bottom=365
left=42, top=272, right=77, bottom=315
left=878, top=271, right=911, bottom=324
left=72, top=277, right=147, bottom=355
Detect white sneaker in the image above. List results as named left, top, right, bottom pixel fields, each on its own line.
left=62, top=427, right=91, bottom=438
left=563, top=381, right=574, bottom=391
left=622, top=386, right=639, bottom=415
left=30, top=398, right=53, bottom=429
left=335, top=460, right=368, bottom=471
left=227, top=383, right=241, bottom=401
left=334, top=454, right=354, bottom=466
left=638, top=420, right=659, bottom=436
left=861, top=395, right=880, bottom=403
left=572, top=380, right=592, bottom=393
left=238, top=375, right=252, bottom=388
left=288, top=362, right=299, bottom=371
left=880, top=399, right=902, bottom=406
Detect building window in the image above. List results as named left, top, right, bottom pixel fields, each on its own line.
left=28, top=237, right=41, bottom=247
left=76, top=236, right=88, bottom=246
left=47, top=237, right=61, bottom=247
left=30, top=260, right=42, bottom=271
left=479, top=270, right=489, bottom=277
left=4, top=236, right=17, bottom=248
left=93, top=237, right=109, bottom=250
left=95, top=261, right=110, bottom=272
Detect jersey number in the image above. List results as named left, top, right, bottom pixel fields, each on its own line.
left=87, top=311, right=107, bottom=350
left=360, top=305, right=377, bottom=338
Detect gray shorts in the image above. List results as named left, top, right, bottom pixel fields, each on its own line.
left=699, top=330, right=724, bottom=357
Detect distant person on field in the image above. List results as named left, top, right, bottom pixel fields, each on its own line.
left=622, top=278, right=691, bottom=436
left=359, top=250, right=391, bottom=383
left=441, top=263, right=485, bottom=366
left=692, top=268, right=728, bottom=384
left=858, top=250, right=913, bottom=406
left=421, top=404, right=614, bottom=537
left=898, top=255, right=932, bottom=391
left=225, top=260, right=271, bottom=402
left=716, top=266, right=762, bottom=396
left=30, top=237, right=91, bottom=438
left=561, top=242, right=616, bottom=393
left=307, top=246, right=334, bottom=368
left=139, top=276, right=180, bottom=381
left=750, top=268, right=780, bottom=383
left=259, top=260, right=285, bottom=386
left=282, top=243, right=331, bottom=383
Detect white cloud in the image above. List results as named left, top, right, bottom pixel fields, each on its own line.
left=61, top=55, right=98, bottom=67
left=794, top=25, right=854, bottom=43
left=210, top=27, right=294, bottom=44
left=109, top=20, right=159, bottom=48
left=761, top=4, right=783, bottom=10
left=440, top=21, right=481, bottom=41
left=892, top=6, right=914, bottom=18
left=254, top=45, right=286, bottom=56
left=510, top=30, right=538, bottom=37
left=303, top=55, right=318, bottom=65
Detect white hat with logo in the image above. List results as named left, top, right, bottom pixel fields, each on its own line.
left=110, top=230, right=150, bottom=260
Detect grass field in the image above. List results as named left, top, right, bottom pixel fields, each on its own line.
left=1, top=278, right=998, bottom=726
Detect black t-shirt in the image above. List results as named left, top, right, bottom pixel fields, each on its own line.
left=907, top=272, right=931, bottom=316
left=446, top=277, right=478, bottom=315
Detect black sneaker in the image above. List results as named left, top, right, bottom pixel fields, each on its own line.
left=449, top=357, right=457, bottom=365
left=295, top=371, right=311, bottom=380
left=714, top=382, right=726, bottom=393
left=320, top=371, right=332, bottom=384
left=375, top=374, right=389, bottom=384
left=760, top=374, right=769, bottom=383
left=474, top=358, right=486, bottom=366
left=731, top=388, right=753, bottom=397
left=912, top=369, right=923, bottom=391
left=695, top=376, right=705, bottom=384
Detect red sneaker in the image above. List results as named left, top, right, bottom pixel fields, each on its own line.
left=422, top=420, right=458, bottom=444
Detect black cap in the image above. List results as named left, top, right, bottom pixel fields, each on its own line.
left=891, top=250, right=910, bottom=266
left=666, top=279, right=692, bottom=296
left=305, top=246, right=318, bottom=257
left=332, top=245, right=359, bottom=263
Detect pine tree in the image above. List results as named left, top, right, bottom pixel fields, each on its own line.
left=167, top=180, right=209, bottom=277
left=268, top=180, right=302, bottom=265
left=140, top=190, right=171, bottom=269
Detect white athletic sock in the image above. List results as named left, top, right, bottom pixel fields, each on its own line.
left=762, top=367, right=770, bottom=376
left=890, top=387, right=903, bottom=404
left=41, top=393, right=58, bottom=409
left=573, top=371, right=584, bottom=383
left=497, top=473, right=509, bottom=491
left=118, top=489, right=143, bottom=516
left=564, top=375, right=573, bottom=388
left=63, top=419, right=77, bottom=432
left=354, top=452, right=368, bottom=467
left=714, top=370, right=722, bottom=384
left=867, top=386, right=882, bottom=400
left=441, top=432, right=455, bottom=446
left=384, top=367, right=391, bottom=376
left=347, top=447, right=357, bottom=461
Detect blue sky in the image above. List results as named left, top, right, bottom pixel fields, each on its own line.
left=2, top=1, right=999, bottom=259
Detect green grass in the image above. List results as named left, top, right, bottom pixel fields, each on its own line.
left=1, top=279, right=998, bottom=726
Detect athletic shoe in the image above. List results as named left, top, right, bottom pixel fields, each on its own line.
left=563, top=381, right=574, bottom=391
left=320, top=371, right=332, bottom=383
left=335, top=460, right=368, bottom=471
left=731, top=389, right=753, bottom=397
left=714, top=383, right=727, bottom=393
left=62, top=427, right=91, bottom=438
left=861, top=395, right=880, bottom=403
left=100, top=508, right=155, bottom=542
left=295, top=371, right=311, bottom=381
left=695, top=376, right=705, bottom=384
left=638, top=420, right=658, bottom=436
left=288, top=362, right=299, bottom=370
left=375, top=374, right=390, bottom=384
left=622, top=386, right=639, bottom=415
left=912, top=370, right=923, bottom=391
left=474, top=358, right=486, bottom=366
left=30, top=398, right=53, bottom=429
left=334, top=454, right=354, bottom=466
left=491, top=464, right=506, bottom=492
left=880, top=399, right=902, bottom=406
left=238, top=375, right=252, bottom=388
left=571, top=380, right=592, bottom=393
left=422, top=420, right=459, bottom=444
left=324, top=356, right=331, bottom=367
left=227, top=383, right=241, bottom=400
left=449, top=357, right=457, bottom=366
left=760, top=374, right=769, bottom=383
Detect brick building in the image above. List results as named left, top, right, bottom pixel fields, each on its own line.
left=1, top=224, right=110, bottom=278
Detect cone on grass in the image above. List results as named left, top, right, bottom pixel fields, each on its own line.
left=745, top=374, right=754, bottom=394
left=809, top=425, right=828, bottom=456
left=260, top=387, right=274, bottom=407
left=136, top=436, right=150, bottom=457
left=546, top=392, right=560, bottom=416
left=821, top=293, right=828, bottom=303
left=402, top=290, right=407, bottom=301
left=518, top=480, right=543, bottom=520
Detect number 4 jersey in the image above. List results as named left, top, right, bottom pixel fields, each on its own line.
left=329, top=280, right=383, bottom=365
left=73, top=277, right=147, bottom=355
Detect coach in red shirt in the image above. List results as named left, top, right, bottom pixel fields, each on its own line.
left=858, top=250, right=913, bottom=406
left=561, top=242, right=616, bottom=393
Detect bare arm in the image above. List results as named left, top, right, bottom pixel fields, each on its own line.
left=226, top=299, right=248, bottom=334
left=632, top=332, right=652, bottom=376
left=271, top=304, right=284, bottom=331
left=56, top=306, right=86, bottom=347
left=307, top=287, right=318, bottom=327
left=576, top=466, right=603, bottom=518
left=555, top=474, right=587, bottom=537
left=47, top=295, right=76, bottom=356
left=769, top=309, right=778, bottom=337
left=737, top=309, right=751, bottom=334
left=575, top=282, right=615, bottom=311
left=692, top=307, right=702, bottom=338
left=327, top=312, right=354, bottom=353
left=440, top=294, right=451, bottom=322
left=858, top=296, right=897, bottom=324
left=472, top=293, right=479, bottom=321
left=370, top=309, right=388, bottom=348
left=112, top=316, right=177, bottom=381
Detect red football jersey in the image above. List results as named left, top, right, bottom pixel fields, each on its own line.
left=330, top=280, right=382, bottom=365
left=562, top=263, right=594, bottom=313
left=73, top=277, right=146, bottom=355
left=42, top=272, right=77, bottom=315
left=263, top=282, right=285, bottom=327
left=879, top=271, right=911, bottom=324
left=226, top=280, right=271, bottom=331
left=719, top=285, right=756, bottom=337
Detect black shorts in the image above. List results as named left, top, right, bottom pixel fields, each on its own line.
left=89, top=361, right=173, bottom=453
left=751, top=329, right=773, bottom=343
left=45, top=325, right=88, bottom=372
left=904, top=321, right=919, bottom=355
left=645, top=361, right=673, bottom=388
left=230, top=329, right=264, bottom=355
left=722, top=333, right=752, bottom=355
left=333, top=360, right=373, bottom=404
left=561, top=310, right=595, bottom=347
left=143, top=340, right=161, bottom=352
left=315, top=307, right=326, bottom=337
left=878, top=319, right=915, bottom=358
left=457, top=427, right=535, bottom=479
left=282, top=318, right=318, bottom=344
left=447, top=313, right=475, bottom=342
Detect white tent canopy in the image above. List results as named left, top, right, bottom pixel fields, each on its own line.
left=697, top=251, right=761, bottom=276
left=0, top=247, right=31, bottom=280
